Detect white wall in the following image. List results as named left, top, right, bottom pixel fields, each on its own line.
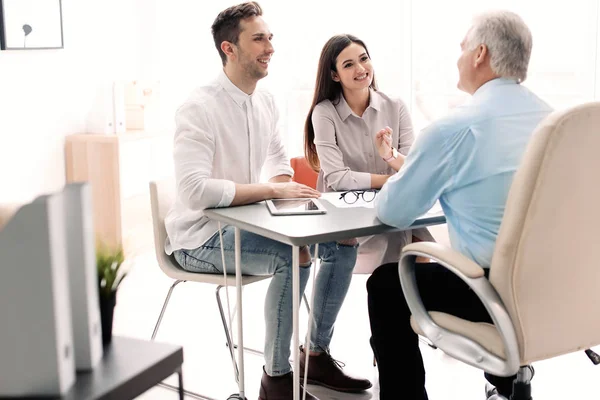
left=3, top=0, right=599, bottom=204
left=155, top=0, right=413, bottom=158
left=0, top=0, right=156, bottom=203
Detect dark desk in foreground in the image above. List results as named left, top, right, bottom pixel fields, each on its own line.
left=3, top=336, right=184, bottom=400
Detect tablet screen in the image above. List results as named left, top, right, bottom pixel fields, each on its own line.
left=266, top=198, right=326, bottom=215
left=271, top=199, right=320, bottom=211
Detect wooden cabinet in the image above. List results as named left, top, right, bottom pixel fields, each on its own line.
left=65, top=132, right=173, bottom=256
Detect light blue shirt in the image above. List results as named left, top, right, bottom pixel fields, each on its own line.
left=375, top=78, right=553, bottom=267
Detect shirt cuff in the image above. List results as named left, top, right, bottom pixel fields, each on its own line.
left=268, top=165, right=295, bottom=181
left=325, top=170, right=372, bottom=191
left=353, top=171, right=372, bottom=190
left=217, top=180, right=236, bottom=207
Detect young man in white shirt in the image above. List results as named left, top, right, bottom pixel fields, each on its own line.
left=163, top=2, right=371, bottom=399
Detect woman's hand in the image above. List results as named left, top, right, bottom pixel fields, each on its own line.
left=375, top=126, right=394, bottom=159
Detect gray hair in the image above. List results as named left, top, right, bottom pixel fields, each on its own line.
left=465, top=10, right=532, bottom=83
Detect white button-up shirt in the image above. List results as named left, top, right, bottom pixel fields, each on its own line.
left=164, top=71, right=294, bottom=254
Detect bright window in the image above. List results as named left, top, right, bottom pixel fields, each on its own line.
left=156, top=0, right=600, bottom=155
left=411, top=0, right=599, bottom=130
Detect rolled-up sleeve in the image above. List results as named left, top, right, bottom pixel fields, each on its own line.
left=376, top=124, right=457, bottom=228
left=397, top=99, right=415, bottom=155
left=262, top=97, right=294, bottom=180
left=312, top=105, right=371, bottom=190
left=173, top=102, right=236, bottom=210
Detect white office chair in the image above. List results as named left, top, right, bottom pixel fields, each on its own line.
left=149, top=179, right=312, bottom=391
left=149, top=179, right=271, bottom=387
left=0, top=204, right=20, bottom=232
left=399, top=102, right=600, bottom=399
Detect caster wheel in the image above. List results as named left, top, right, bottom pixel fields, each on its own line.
left=226, top=395, right=247, bottom=400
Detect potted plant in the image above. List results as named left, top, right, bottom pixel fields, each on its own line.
left=96, top=243, right=127, bottom=346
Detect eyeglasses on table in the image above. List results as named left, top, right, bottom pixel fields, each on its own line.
left=339, top=189, right=379, bottom=204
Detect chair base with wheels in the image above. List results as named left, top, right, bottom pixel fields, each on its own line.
left=485, top=366, right=534, bottom=400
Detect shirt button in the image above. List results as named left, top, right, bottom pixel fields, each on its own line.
left=368, top=154, right=373, bottom=158
left=364, top=133, right=369, bottom=136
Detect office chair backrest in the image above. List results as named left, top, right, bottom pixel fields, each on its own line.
left=0, top=204, right=21, bottom=232
left=149, top=179, right=181, bottom=275
left=291, top=156, right=318, bottom=189
left=490, top=102, right=600, bottom=365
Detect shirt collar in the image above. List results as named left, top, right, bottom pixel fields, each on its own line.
left=368, top=88, right=382, bottom=111
left=334, top=88, right=381, bottom=121
left=217, top=70, right=251, bottom=108
left=472, top=77, right=519, bottom=99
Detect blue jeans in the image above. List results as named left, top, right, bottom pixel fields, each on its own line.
left=173, top=225, right=358, bottom=376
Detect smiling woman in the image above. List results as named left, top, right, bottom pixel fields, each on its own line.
left=0, top=0, right=64, bottom=50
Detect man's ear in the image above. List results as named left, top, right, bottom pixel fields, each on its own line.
left=474, top=44, right=488, bottom=68
left=221, top=41, right=236, bottom=60
left=331, top=70, right=340, bottom=82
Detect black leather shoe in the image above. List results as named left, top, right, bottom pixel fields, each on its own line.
left=299, top=346, right=372, bottom=393
left=258, top=367, right=319, bottom=400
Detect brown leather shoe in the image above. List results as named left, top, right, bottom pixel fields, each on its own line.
left=299, top=347, right=372, bottom=393
left=258, top=367, right=319, bottom=400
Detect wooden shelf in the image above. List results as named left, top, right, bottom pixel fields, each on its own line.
left=65, top=132, right=172, bottom=256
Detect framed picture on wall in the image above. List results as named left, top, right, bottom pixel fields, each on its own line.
left=0, top=0, right=63, bottom=50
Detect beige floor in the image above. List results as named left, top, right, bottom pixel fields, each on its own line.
left=112, top=224, right=599, bottom=400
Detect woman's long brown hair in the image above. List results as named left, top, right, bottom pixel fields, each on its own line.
left=304, top=34, right=377, bottom=172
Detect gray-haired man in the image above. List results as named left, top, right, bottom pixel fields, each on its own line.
left=368, top=10, right=552, bottom=400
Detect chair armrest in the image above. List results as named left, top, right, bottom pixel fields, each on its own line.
left=399, top=242, right=520, bottom=377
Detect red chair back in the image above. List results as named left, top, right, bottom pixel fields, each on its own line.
left=290, top=156, right=318, bottom=189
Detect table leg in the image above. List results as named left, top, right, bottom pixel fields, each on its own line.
left=177, top=367, right=184, bottom=400
left=235, top=227, right=245, bottom=398
left=292, top=245, right=300, bottom=400
left=302, top=244, right=319, bottom=400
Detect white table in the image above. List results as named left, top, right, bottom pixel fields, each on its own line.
left=204, top=193, right=445, bottom=400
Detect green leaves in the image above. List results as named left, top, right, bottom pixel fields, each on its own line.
left=96, top=243, right=127, bottom=298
